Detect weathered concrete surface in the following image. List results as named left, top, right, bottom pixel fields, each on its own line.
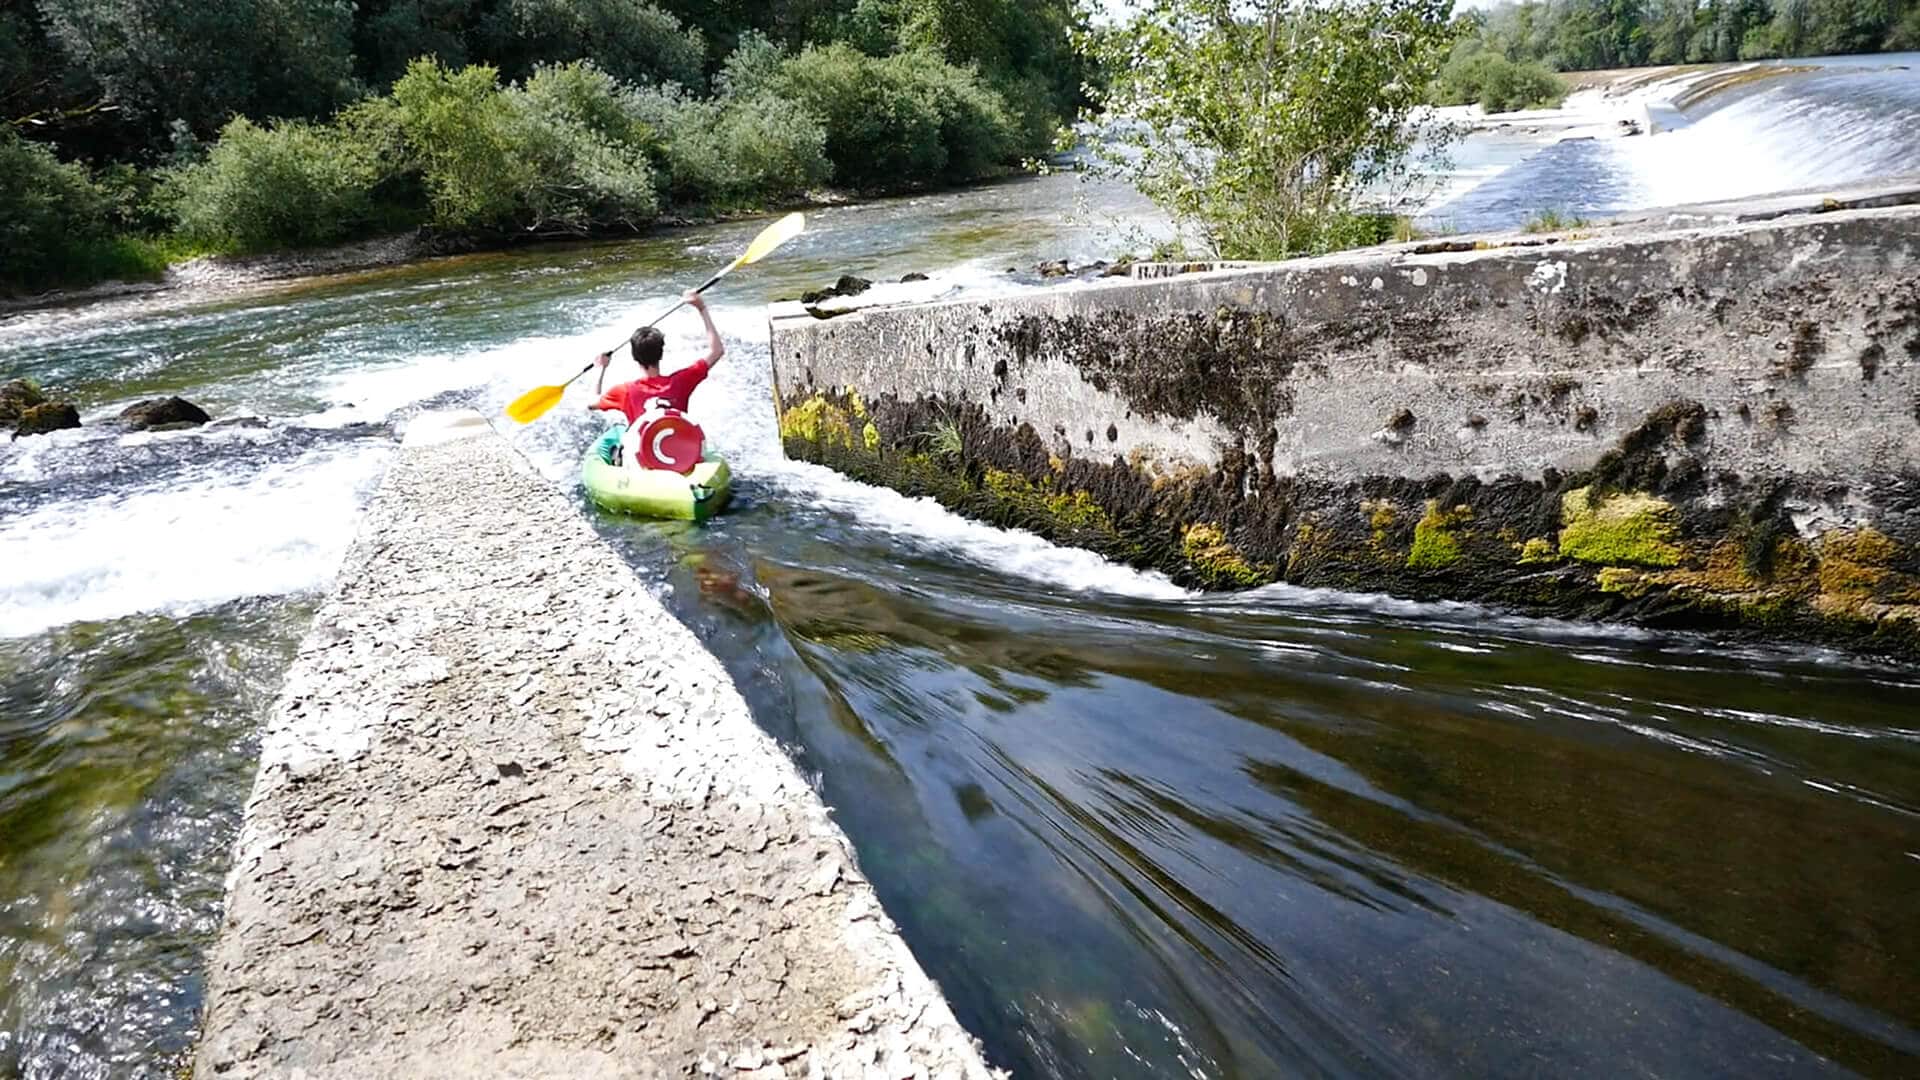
left=770, top=196, right=1920, bottom=657
left=195, top=412, right=999, bottom=1079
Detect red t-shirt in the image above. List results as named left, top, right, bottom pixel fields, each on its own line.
left=595, top=361, right=710, bottom=423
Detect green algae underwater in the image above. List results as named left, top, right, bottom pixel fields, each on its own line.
left=1, top=165, right=1918, bottom=1078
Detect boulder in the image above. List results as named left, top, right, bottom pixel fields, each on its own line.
left=800, top=274, right=873, bottom=305
left=1037, top=259, right=1071, bottom=278
left=11, top=401, right=80, bottom=439
left=899, top=272, right=929, bottom=283
left=0, top=378, right=48, bottom=430
left=119, top=396, right=211, bottom=431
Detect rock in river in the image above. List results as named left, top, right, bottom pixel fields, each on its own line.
left=120, top=396, right=212, bottom=431
left=0, top=378, right=49, bottom=430
left=11, top=402, right=81, bottom=439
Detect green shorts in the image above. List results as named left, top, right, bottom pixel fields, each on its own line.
left=593, top=423, right=624, bottom=465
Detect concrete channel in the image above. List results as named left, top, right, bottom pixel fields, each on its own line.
left=194, top=412, right=999, bottom=1079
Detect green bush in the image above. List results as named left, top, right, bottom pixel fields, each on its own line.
left=165, top=118, right=383, bottom=251
left=383, top=59, right=657, bottom=234
left=773, top=44, right=1017, bottom=191
left=630, top=86, right=829, bottom=207
left=1434, top=46, right=1567, bottom=113
left=508, top=63, right=660, bottom=231
left=0, top=132, right=110, bottom=291
left=715, top=30, right=786, bottom=100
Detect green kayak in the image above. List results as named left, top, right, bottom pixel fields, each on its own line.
left=581, top=451, right=732, bottom=521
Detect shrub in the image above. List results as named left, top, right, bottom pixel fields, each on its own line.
left=0, top=131, right=111, bottom=291
left=508, top=63, right=660, bottom=232
left=772, top=44, right=1017, bottom=191
left=715, top=30, right=785, bottom=100
left=384, top=59, right=657, bottom=234
left=165, top=118, right=383, bottom=251
left=628, top=85, right=829, bottom=207
left=1434, top=46, right=1567, bottom=113
left=708, top=95, right=831, bottom=202
left=1522, top=208, right=1591, bottom=233
left=386, top=60, right=528, bottom=231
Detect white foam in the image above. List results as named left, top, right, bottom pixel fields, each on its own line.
left=0, top=444, right=388, bottom=639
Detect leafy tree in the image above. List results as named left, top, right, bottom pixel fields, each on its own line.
left=0, top=129, right=109, bottom=286
left=1083, top=0, right=1459, bottom=259
left=39, top=0, right=359, bottom=139
left=477, top=0, right=705, bottom=88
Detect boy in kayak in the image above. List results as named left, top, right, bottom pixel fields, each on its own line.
left=589, top=289, right=725, bottom=464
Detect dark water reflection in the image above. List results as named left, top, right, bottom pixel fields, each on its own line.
left=0, top=600, right=310, bottom=1077
left=631, top=510, right=1920, bottom=1078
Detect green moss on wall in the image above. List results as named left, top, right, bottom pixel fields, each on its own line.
left=1407, top=501, right=1470, bottom=570
left=1518, top=537, right=1559, bottom=565
left=1817, top=527, right=1898, bottom=595
left=779, top=394, right=855, bottom=448
left=1183, top=523, right=1274, bottom=588
left=1557, top=487, right=1683, bottom=567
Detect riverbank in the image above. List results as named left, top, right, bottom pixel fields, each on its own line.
left=196, top=411, right=999, bottom=1076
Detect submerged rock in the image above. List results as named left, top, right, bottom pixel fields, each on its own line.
left=120, top=396, right=211, bottom=431
left=11, top=401, right=80, bottom=439
left=899, top=272, right=929, bottom=283
left=0, top=378, right=48, bottom=430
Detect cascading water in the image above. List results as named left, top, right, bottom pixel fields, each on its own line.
left=4, top=78, right=1919, bottom=1080
left=1427, top=53, right=1920, bottom=232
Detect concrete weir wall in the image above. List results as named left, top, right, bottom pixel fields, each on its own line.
left=769, top=197, right=1920, bottom=657
left=195, top=413, right=997, bottom=1078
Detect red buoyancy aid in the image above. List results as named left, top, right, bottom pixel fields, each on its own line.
left=621, top=403, right=705, bottom=475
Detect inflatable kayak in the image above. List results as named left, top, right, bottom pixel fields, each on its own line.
left=581, top=452, right=732, bottom=521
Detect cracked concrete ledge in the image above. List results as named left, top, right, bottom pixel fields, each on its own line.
left=194, top=412, right=1001, bottom=1080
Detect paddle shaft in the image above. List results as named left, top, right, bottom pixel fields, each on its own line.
left=598, top=264, right=735, bottom=360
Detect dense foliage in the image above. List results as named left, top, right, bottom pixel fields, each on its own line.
left=1434, top=41, right=1569, bottom=111
left=1082, top=0, right=1459, bottom=260
left=1459, top=0, right=1920, bottom=71
left=1, top=0, right=1085, bottom=293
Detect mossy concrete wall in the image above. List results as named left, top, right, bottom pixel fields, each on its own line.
left=768, top=197, right=1920, bottom=658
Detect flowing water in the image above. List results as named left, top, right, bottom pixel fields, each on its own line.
left=4, top=61, right=1920, bottom=1079
left=1427, top=52, right=1920, bottom=232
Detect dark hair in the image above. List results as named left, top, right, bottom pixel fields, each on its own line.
left=630, top=326, right=665, bottom=369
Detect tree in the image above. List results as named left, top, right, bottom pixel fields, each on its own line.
left=1083, top=0, right=1459, bottom=259
left=477, top=0, right=706, bottom=89
left=40, top=0, right=359, bottom=140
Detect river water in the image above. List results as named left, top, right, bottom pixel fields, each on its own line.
left=3, top=60, right=1919, bottom=1079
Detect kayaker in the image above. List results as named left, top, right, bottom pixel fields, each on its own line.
left=589, top=290, right=724, bottom=464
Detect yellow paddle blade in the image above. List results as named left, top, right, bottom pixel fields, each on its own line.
left=738, top=212, right=806, bottom=268
left=505, top=384, right=565, bottom=425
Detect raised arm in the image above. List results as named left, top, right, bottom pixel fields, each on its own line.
left=587, top=351, right=613, bottom=411
left=687, top=291, right=725, bottom=367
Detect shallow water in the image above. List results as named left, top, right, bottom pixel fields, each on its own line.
left=4, top=67, right=1920, bottom=1079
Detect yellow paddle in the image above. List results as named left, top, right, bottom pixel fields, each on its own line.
left=505, top=211, right=807, bottom=425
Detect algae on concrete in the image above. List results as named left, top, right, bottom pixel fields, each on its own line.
left=1183, top=523, right=1273, bottom=588
left=1557, top=488, right=1684, bottom=568
left=1408, top=502, right=1470, bottom=570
